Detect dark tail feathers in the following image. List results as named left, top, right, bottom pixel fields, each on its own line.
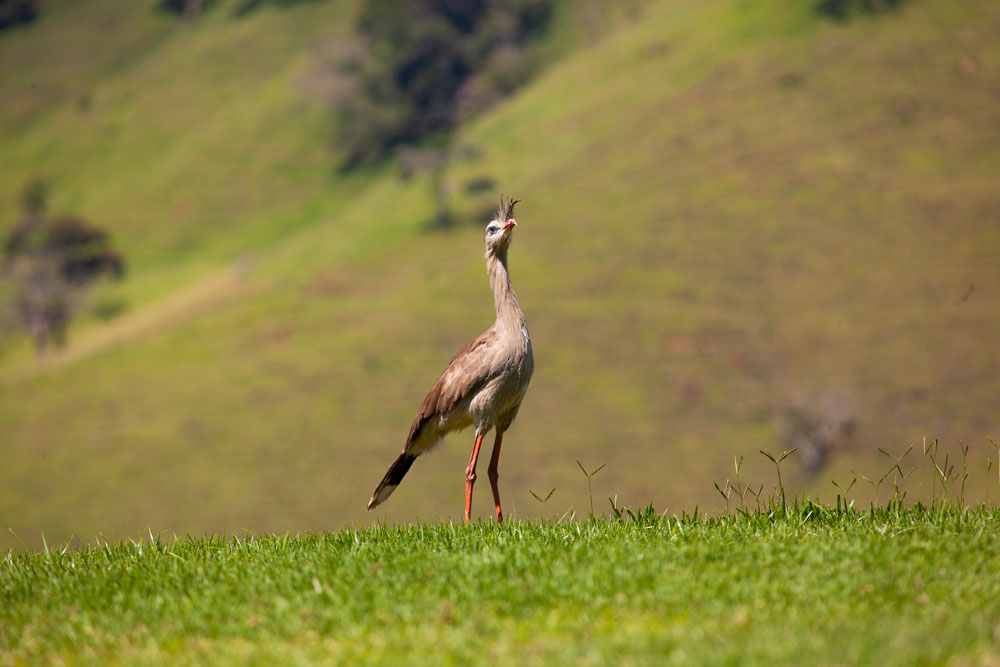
left=367, top=451, right=416, bottom=510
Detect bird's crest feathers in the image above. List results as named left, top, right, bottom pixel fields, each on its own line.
left=497, top=194, right=520, bottom=223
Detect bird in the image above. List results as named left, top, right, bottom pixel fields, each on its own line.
left=367, top=195, right=534, bottom=524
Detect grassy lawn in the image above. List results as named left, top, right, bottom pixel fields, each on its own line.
left=3, top=503, right=999, bottom=664
left=1, top=0, right=998, bottom=553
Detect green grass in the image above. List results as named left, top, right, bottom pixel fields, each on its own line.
left=3, top=503, right=1000, bottom=664
left=1, top=0, right=999, bottom=551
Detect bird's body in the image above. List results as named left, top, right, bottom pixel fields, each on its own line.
left=367, top=196, right=533, bottom=523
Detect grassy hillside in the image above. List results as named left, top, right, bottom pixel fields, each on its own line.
left=1, top=0, right=999, bottom=550
left=3, top=505, right=1000, bottom=663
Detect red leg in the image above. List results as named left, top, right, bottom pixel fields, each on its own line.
left=487, top=432, right=504, bottom=523
left=465, top=434, right=484, bottom=524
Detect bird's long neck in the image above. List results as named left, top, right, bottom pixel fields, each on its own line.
left=487, top=250, right=525, bottom=335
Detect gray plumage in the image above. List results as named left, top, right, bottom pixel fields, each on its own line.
left=367, top=196, right=533, bottom=522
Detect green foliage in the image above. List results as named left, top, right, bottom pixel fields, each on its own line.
left=3, top=505, right=999, bottom=663
left=5, top=181, right=124, bottom=286
left=2, top=181, right=124, bottom=353
left=333, top=0, right=554, bottom=165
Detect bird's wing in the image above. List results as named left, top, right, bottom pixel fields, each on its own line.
left=405, top=330, right=498, bottom=447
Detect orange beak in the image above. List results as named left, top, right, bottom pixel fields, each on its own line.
left=502, top=219, right=517, bottom=231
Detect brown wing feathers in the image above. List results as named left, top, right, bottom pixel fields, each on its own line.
left=406, top=334, right=493, bottom=446
left=368, top=334, right=495, bottom=511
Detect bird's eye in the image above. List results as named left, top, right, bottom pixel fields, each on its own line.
left=487, top=225, right=499, bottom=235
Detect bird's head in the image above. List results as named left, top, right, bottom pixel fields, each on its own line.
left=485, top=195, right=519, bottom=257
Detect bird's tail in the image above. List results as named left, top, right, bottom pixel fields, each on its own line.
left=367, top=450, right=417, bottom=511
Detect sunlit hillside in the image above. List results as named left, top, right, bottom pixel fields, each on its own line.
left=1, top=0, right=998, bottom=550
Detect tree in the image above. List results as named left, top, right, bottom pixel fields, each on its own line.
left=157, top=0, right=213, bottom=17
left=313, top=0, right=551, bottom=228
left=2, top=180, right=124, bottom=355
left=329, top=0, right=554, bottom=167
left=815, top=0, right=909, bottom=20
left=0, top=0, right=39, bottom=30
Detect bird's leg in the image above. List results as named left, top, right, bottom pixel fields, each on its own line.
left=487, top=431, right=504, bottom=523
left=465, top=434, right=484, bottom=524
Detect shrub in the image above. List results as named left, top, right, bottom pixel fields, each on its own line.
left=0, top=0, right=39, bottom=30
left=157, top=0, right=215, bottom=17
left=330, top=0, right=554, bottom=166
left=1, top=181, right=125, bottom=354
left=815, top=0, right=909, bottom=21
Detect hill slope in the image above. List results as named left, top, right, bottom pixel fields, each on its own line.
left=1, top=0, right=999, bottom=549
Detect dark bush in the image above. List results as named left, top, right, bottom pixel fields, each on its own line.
left=157, top=0, right=215, bottom=16
left=333, top=0, right=554, bottom=166
left=231, top=0, right=324, bottom=18
left=816, top=0, right=909, bottom=21
left=2, top=181, right=125, bottom=354
left=0, top=0, right=39, bottom=30
left=45, top=215, right=125, bottom=285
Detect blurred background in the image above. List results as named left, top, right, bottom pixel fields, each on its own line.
left=1, top=0, right=998, bottom=551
